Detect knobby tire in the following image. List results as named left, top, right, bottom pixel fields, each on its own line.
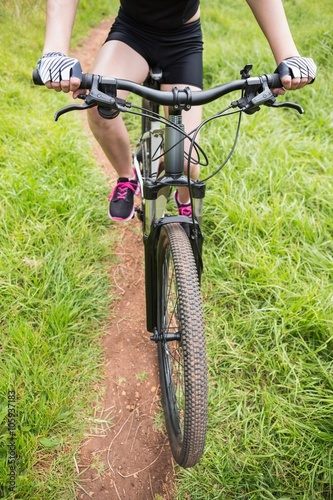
left=156, top=223, right=207, bottom=468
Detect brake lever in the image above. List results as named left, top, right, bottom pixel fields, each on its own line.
left=265, top=100, right=304, bottom=114
left=232, top=78, right=304, bottom=115
left=54, top=101, right=96, bottom=121
left=54, top=73, right=126, bottom=121
left=54, top=93, right=128, bottom=121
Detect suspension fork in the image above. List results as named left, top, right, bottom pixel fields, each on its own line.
left=143, top=109, right=206, bottom=333
left=143, top=214, right=204, bottom=334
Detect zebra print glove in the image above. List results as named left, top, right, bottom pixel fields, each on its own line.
left=37, top=52, right=82, bottom=83
left=276, top=56, right=317, bottom=82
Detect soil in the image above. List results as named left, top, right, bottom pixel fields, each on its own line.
left=71, top=20, right=175, bottom=500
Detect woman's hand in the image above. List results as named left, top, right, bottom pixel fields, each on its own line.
left=276, top=56, right=317, bottom=91
left=37, top=52, right=82, bottom=93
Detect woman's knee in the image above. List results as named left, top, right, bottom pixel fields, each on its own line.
left=87, top=106, right=122, bottom=133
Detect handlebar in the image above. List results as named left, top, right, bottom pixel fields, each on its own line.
left=32, top=67, right=304, bottom=115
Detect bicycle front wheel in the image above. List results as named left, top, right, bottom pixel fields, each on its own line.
left=156, top=223, right=207, bottom=468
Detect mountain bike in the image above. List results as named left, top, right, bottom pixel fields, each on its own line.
left=33, top=64, right=303, bottom=468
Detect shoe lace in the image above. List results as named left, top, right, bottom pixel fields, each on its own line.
left=109, top=181, right=136, bottom=202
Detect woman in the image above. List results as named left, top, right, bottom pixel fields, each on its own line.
left=37, top=0, right=316, bottom=221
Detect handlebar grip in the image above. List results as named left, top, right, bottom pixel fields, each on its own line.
left=275, top=62, right=291, bottom=80
left=32, top=69, right=44, bottom=86
left=80, top=73, right=93, bottom=90
left=268, top=73, right=283, bottom=88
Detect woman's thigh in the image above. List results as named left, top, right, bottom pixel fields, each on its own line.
left=92, top=40, right=149, bottom=98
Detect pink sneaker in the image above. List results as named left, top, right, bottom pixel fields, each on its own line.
left=108, top=171, right=140, bottom=222
left=174, top=190, right=192, bottom=217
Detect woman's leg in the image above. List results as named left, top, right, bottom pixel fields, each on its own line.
left=87, top=41, right=149, bottom=179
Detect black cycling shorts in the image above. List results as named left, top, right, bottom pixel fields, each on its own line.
left=105, top=8, right=204, bottom=89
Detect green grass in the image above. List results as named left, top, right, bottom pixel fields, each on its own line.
left=1, top=0, right=332, bottom=498
left=0, top=1, right=115, bottom=498
left=175, top=0, right=333, bottom=498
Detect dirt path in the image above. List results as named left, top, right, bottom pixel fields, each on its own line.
left=71, top=20, right=175, bottom=500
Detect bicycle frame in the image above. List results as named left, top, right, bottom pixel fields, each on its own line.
left=133, top=71, right=206, bottom=333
